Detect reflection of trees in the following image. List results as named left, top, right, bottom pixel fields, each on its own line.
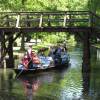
left=0, top=71, right=13, bottom=92
left=0, top=70, right=18, bottom=99
left=8, top=72, right=13, bottom=92
left=82, top=72, right=90, bottom=93
left=82, top=62, right=91, bottom=99
left=0, top=74, right=5, bottom=90
left=82, top=46, right=100, bottom=99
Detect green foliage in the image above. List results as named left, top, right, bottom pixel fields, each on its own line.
left=0, top=0, right=95, bottom=11
left=0, top=0, right=100, bottom=46
left=0, top=0, right=100, bottom=14
left=67, top=35, right=77, bottom=46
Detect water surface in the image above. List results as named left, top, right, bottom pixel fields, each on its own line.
left=0, top=46, right=100, bottom=100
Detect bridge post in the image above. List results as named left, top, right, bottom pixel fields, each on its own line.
left=82, top=32, right=90, bottom=72
left=82, top=32, right=91, bottom=93
left=7, top=33, right=14, bottom=68
left=0, top=31, right=5, bottom=68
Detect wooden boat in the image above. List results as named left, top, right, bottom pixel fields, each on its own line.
left=14, top=63, right=69, bottom=75
left=14, top=53, right=70, bottom=76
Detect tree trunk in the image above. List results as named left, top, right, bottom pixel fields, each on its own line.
left=20, top=33, right=25, bottom=51
left=35, top=33, right=38, bottom=45
left=82, top=72, right=90, bottom=97
left=82, top=32, right=91, bottom=72
left=0, top=32, right=5, bottom=68
left=7, top=35, right=14, bottom=68
left=82, top=32, right=91, bottom=94
left=0, top=33, right=2, bottom=68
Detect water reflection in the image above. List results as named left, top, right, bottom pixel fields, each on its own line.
left=17, top=70, right=64, bottom=100
left=0, top=69, right=13, bottom=92
left=0, top=46, right=100, bottom=100
left=82, top=71, right=91, bottom=100
left=18, top=76, right=40, bottom=100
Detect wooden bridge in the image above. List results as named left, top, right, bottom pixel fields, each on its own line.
left=0, top=11, right=100, bottom=68
left=0, top=11, right=99, bottom=32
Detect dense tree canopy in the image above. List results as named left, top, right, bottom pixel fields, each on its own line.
left=0, top=0, right=100, bottom=18
left=0, top=0, right=100, bottom=46
left=0, top=0, right=99, bottom=13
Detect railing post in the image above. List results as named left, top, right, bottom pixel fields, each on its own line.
left=48, top=14, right=51, bottom=27
left=39, top=14, right=43, bottom=27
left=16, top=14, right=20, bottom=28
left=63, top=14, right=67, bottom=27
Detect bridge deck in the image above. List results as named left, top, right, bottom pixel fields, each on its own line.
left=0, top=26, right=91, bottom=33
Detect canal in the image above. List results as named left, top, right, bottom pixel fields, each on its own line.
left=0, top=46, right=100, bottom=100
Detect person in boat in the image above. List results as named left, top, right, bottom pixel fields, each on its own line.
left=26, top=45, right=34, bottom=69
left=27, top=45, right=33, bottom=59
left=61, top=46, right=70, bottom=65
left=53, top=45, right=63, bottom=58
left=53, top=45, right=62, bottom=65
left=20, top=54, right=29, bottom=70
left=31, top=52, right=41, bottom=68
left=48, top=46, right=55, bottom=58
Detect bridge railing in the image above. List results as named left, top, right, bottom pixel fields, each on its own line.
left=89, top=12, right=100, bottom=29
left=0, top=11, right=91, bottom=28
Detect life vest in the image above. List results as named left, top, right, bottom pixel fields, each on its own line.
left=32, top=53, right=40, bottom=64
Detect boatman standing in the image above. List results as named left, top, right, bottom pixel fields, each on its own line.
left=27, top=45, right=33, bottom=59
left=27, top=45, right=40, bottom=69
left=27, top=45, right=33, bottom=69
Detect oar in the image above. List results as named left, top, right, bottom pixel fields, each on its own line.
left=16, top=59, right=32, bottom=78
left=15, top=68, right=24, bottom=78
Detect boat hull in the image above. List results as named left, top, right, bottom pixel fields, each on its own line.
left=14, top=64, right=69, bottom=75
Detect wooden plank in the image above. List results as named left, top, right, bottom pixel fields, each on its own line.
left=16, top=14, right=20, bottom=28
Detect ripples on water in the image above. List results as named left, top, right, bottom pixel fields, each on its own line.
left=0, top=47, right=100, bottom=100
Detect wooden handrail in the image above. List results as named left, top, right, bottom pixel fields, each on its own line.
left=0, top=11, right=99, bottom=28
